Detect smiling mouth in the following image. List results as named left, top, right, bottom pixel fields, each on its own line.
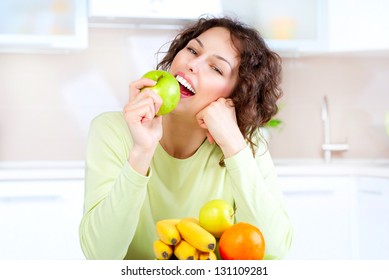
left=176, top=75, right=195, bottom=97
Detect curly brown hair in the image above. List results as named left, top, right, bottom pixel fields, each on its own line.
left=157, top=16, right=283, bottom=154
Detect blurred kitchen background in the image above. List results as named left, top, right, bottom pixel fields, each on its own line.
left=0, top=0, right=388, bottom=260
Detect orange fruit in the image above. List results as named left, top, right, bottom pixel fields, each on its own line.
left=218, top=222, right=265, bottom=260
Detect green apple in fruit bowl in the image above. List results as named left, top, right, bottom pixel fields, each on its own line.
left=142, top=70, right=180, bottom=116
left=199, top=199, right=235, bottom=238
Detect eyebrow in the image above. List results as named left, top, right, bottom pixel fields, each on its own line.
left=194, top=38, right=233, bottom=70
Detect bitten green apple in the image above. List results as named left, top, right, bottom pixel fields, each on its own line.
left=199, top=199, right=235, bottom=238
left=142, top=70, right=180, bottom=116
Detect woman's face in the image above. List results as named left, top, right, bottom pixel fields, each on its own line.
left=169, top=27, right=240, bottom=116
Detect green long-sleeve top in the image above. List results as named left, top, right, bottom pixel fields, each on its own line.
left=79, top=111, right=293, bottom=260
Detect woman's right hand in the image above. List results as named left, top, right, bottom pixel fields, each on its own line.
left=124, top=78, right=163, bottom=175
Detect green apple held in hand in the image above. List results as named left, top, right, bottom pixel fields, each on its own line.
left=142, top=70, right=180, bottom=116
left=199, top=199, right=235, bottom=238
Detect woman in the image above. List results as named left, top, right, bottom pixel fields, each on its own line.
left=79, top=16, right=293, bottom=260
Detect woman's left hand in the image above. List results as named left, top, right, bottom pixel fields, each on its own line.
left=196, top=98, right=247, bottom=158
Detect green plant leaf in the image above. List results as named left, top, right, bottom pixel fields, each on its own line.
left=266, top=119, right=282, bottom=128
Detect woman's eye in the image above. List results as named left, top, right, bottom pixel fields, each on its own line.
left=187, top=47, right=196, bottom=55
left=211, top=66, right=223, bottom=75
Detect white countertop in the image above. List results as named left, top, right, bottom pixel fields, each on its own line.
left=0, top=159, right=388, bottom=180
left=274, top=158, right=389, bottom=178
left=0, top=161, right=85, bottom=181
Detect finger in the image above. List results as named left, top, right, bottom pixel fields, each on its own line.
left=147, top=91, right=163, bottom=114
left=225, top=98, right=235, bottom=107
left=138, top=89, right=163, bottom=115
left=217, top=97, right=234, bottom=107
left=124, top=96, right=157, bottom=122
left=206, top=131, right=215, bottom=144
left=132, top=78, right=157, bottom=90
left=153, top=115, right=163, bottom=126
left=196, top=110, right=214, bottom=144
left=133, top=87, right=160, bottom=103
left=195, top=110, right=208, bottom=129
left=129, top=78, right=157, bottom=100
left=141, top=109, right=156, bottom=123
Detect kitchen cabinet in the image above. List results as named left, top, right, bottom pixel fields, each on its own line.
left=280, top=174, right=389, bottom=259
left=222, top=0, right=389, bottom=55
left=327, top=0, right=389, bottom=53
left=88, top=0, right=389, bottom=54
left=280, top=176, right=355, bottom=259
left=357, top=177, right=389, bottom=259
left=222, top=0, right=327, bottom=55
left=0, top=179, right=85, bottom=260
left=88, top=0, right=223, bottom=26
left=0, top=0, right=88, bottom=52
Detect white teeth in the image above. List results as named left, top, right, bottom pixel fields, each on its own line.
left=176, top=75, right=195, bottom=94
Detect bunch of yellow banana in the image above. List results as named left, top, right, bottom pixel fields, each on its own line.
left=153, top=217, right=217, bottom=260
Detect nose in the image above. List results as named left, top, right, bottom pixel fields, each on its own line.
left=187, top=56, right=202, bottom=73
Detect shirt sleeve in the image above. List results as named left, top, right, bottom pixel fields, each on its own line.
left=224, top=144, right=293, bottom=260
left=79, top=113, right=149, bottom=260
